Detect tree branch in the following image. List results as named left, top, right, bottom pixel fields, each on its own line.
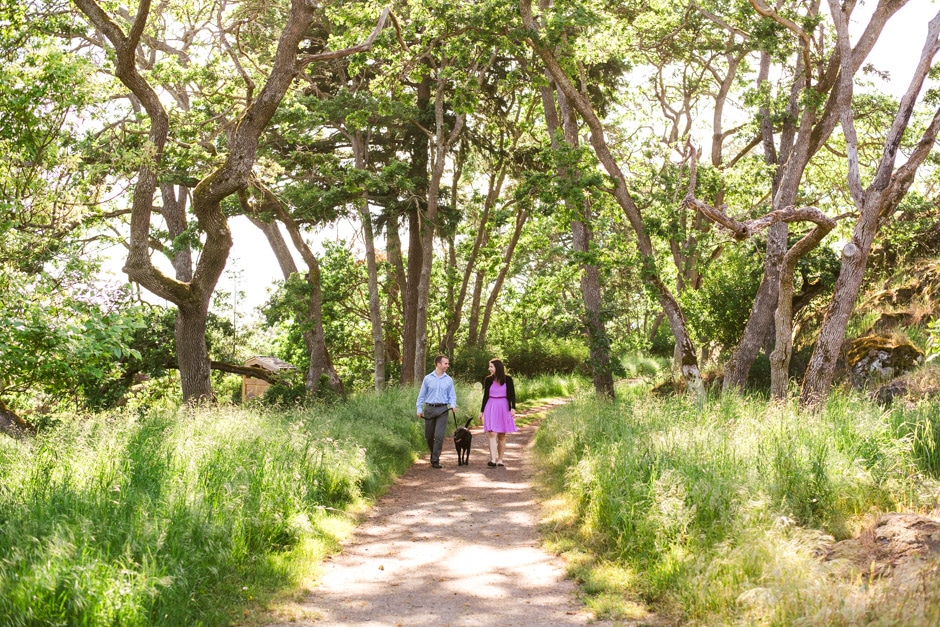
left=298, top=7, right=391, bottom=68
left=748, top=0, right=813, bottom=82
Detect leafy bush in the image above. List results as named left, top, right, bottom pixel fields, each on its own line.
left=869, top=192, right=940, bottom=270
left=682, top=243, right=764, bottom=354
left=449, top=345, right=493, bottom=383
left=451, top=339, right=590, bottom=382
left=504, top=338, right=591, bottom=378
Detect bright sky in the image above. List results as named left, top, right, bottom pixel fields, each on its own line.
left=859, top=0, right=940, bottom=97
left=225, top=214, right=358, bottom=317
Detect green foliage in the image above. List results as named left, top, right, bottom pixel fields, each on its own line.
left=260, top=381, right=313, bottom=407
left=261, top=242, right=390, bottom=392
left=649, top=319, right=675, bottom=358
left=260, top=277, right=311, bottom=370
left=534, top=390, right=935, bottom=622
left=928, top=319, right=940, bottom=364
left=869, top=192, right=940, bottom=271
left=504, top=338, right=591, bottom=378
left=682, top=242, right=764, bottom=354
left=0, top=274, right=152, bottom=411
left=449, top=345, right=494, bottom=383
left=0, top=388, right=425, bottom=625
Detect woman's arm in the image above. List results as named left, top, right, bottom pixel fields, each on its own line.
left=506, top=376, right=516, bottom=409
left=479, top=376, right=492, bottom=414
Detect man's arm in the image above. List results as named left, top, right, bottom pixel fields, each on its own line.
left=447, top=377, right=458, bottom=409
left=416, top=377, right=428, bottom=415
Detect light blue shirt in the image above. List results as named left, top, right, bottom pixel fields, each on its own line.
left=416, top=371, right=457, bottom=413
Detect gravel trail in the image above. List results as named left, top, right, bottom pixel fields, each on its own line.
left=273, top=401, right=607, bottom=627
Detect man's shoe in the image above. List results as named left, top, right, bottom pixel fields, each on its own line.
left=431, top=462, right=443, bottom=468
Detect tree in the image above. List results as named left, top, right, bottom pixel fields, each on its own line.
left=521, top=0, right=704, bottom=398
left=70, top=0, right=390, bottom=401
left=243, top=189, right=345, bottom=397
left=538, top=68, right=615, bottom=398
left=801, top=4, right=940, bottom=406
left=713, top=0, right=911, bottom=392
left=0, top=3, right=120, bottom=432
left=683, top=151, right=836, bottom=398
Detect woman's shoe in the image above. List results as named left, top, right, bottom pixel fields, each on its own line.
left=496, top=461, right=505, bottom=467
left=487, top=461, right=497, bottom=467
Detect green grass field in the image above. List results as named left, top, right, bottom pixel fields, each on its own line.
left=3, top=374, right=938, bottom=625
left=533, top=383, right=940, bottom=624
left=0, top=375, right=584, bottom=625
left=0, top=387, right=428, bottom=626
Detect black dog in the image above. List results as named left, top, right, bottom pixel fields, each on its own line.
left=453, top=416, right=473, bottom=466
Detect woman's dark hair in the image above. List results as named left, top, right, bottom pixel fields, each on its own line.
left=490, top=359, right=506, bottom=385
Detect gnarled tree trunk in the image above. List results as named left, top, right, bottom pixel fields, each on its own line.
left=801, top=5, right=940, bottom=407
left=255, top=195, right=345, bottom=398
left=73, top=0, right=389, bottom=402
left=724, top=0, right=907, bottom=393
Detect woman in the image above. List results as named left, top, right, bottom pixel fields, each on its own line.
left=478, top=358, right=516, bottom=467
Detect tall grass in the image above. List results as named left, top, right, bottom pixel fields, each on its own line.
left=619, top=352, right=666, bottom=379
left=514, top=373, right=589, bottom=403
left=534, top=389, right=940, bottom=624
left=0, top=387, right=426, bottom=626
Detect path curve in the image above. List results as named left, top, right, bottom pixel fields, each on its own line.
left=273, top=401, right=607, bottom=626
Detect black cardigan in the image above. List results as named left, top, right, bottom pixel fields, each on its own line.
left=480, top=375, right=516, bottom=412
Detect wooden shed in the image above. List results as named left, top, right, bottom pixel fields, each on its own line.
left=241, top=356, right=296, bottom=402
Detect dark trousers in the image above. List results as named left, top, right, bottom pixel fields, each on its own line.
left=423, top=405, right=449, bottom=464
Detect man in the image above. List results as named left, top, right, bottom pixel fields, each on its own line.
left=416, top=355, right=457, bottom=468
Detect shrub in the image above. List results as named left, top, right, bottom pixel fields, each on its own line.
left=505, top=338, right=591, bottom=378
left=449, top=345, right=493, bottom=383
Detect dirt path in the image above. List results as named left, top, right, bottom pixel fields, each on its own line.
left=272, top=401, right=607, bottom=626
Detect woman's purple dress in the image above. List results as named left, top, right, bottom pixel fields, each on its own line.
left=483, top=380, right=517, bottom=433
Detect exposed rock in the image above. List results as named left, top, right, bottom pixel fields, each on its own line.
left=874, top=364, right=940, bottom=407
left=0, top=400, right=36, bottom=439
left=875, top=379, right=908, bottom=406
left=846, top=336, right=924, bottom=388
left=873, top=311, right=916, bottom=332
left=820, top=514, right=940, bottom=580
left=868, top=260, right=940, bottom=308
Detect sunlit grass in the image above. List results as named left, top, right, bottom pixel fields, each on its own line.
left=514, top=373, right=590, bottom=406
left=533, top=389, right=940, bottom=624
left=620, top=352, right=667, bottom=379
left=0, top=387, right=426, bottom=626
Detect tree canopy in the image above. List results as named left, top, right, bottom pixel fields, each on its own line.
left=2, top=0, right=940, bottom=426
